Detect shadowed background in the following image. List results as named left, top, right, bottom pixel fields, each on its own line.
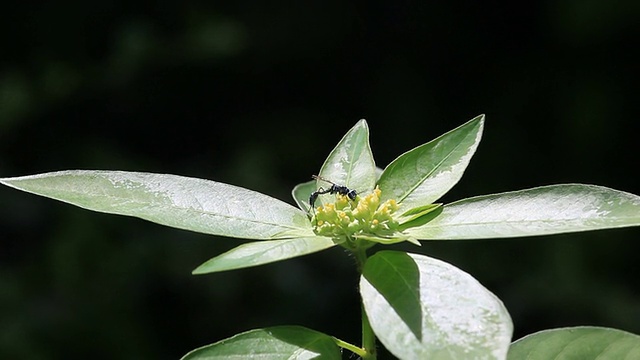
left=1, top=2, right=638, bottom=359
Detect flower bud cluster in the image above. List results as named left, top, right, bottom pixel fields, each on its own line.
left=312, top=187, right=400, bottom=242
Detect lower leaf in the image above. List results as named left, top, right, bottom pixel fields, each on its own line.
left=360, top=251, right=513, bottom=359
left=508, top=326, right=640, bottom=359
left=180, top=326, right=342, bottom=360
left=193, top=236, right=337, bottom=274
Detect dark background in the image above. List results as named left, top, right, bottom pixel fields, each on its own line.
left=1, top=1, right=638, bottom=359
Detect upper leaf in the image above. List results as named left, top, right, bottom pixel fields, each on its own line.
left=377, top=115, right=484, bottom=210
left=360, top=251, right=513, bottom=360
left=507, top=326, right=640, bottom=359
left=0, top=171, right=314, bottom=240
left=181, top=326, right=342, bottom=360
left=192, top=236, right=337, bottom=274
left=405, top=184, right=640, bottom=240
left=292, top=179, right=316, bottom=213
left=315, top=119, right=376, bottom=205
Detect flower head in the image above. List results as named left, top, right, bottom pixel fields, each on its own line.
left=312, top=186, right=405, bottom=248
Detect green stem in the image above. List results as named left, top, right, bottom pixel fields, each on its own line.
left=353, top=245, right=368, bottom=273
left=361, top=304, right=377, bottom=359
left=332, top=337, right=367, bottom=358
left=354, top=247, right=377, bottom=359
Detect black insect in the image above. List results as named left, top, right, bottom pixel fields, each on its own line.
left=308, top=175, right=357, bottom=211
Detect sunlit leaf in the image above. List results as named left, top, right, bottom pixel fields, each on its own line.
left=353, top=234, right=413, bottom=245
left=0, top=171, right=314, bottom=240
left=316, top=119, right=376, bottom=205
left=508, top=326, right=640, bottom=359
left=193, top=236, right=337, bottom=274
left=360, top=251, right=512, bottom=359
left=377, top=115, right=484, bottom=210
left=181, top=326, right=341, bottom=360
left=406, top=184, right=640, bottom=240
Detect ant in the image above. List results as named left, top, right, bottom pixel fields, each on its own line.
left=308, top=175, right=358, bottom=212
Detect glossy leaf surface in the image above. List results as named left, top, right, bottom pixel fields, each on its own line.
left=407, top=184, right=640, bottom=240
left=377, top=115, right=484, bottom=210
left=181, top=326, right=341, bottom=360
left=316, top=119, right=376, bottom=205
left=0, top=171, right=314, bottom=240
left=193, top=236, right=336, bottom=274
left=360, top=251, right=512, bottom=359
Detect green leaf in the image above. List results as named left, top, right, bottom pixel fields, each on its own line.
left=508, top=326, right=640, bottom=359
left=360, top=251, right=512, bottom=360
left=0, top=171, right=314, bottom=240
left=181, top=326, right=342, bottom=360
left=398, top=203, right=443, bottom=230
left=377, top=115, right=484, bottom=210
left=292, top=180, right=316, bottom=213
left=406, top=184, right=640, bottom=240
left=193, top=236, right=337, bottom=274
left=315, top=119, right=376, bottom=206
left=353, top=234, right=414, bottom=245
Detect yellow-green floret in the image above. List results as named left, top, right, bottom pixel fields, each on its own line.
left=312, top=186, right=403, bottom=247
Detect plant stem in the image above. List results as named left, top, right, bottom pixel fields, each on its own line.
left=361, top=303, right=377, bottom=359
left=332, top=337, right=367, bottom=358
left=353, top=247, right=377, bottom=359
left=353, top=245, right=368, bottom=273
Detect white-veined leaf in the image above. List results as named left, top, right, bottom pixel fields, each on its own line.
left=406, top=184, right=640, bottom=240
left=0, top=171, right=314, bottom=240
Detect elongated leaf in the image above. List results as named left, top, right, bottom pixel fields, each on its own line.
left=316, top=119, right=376, bottom=206
left=377, top=115, right=484, bottom=210
left=360, top=251, right=512, bottom=360
left=406, top=184, right=640, bottom=240
left=508, top=326, right=640, bottom=359
left=181, top=326, right=341, bottom=360
left=193, top=236, right=337, bottom=274
left=398, top=203, right=443, bottom=230
left=0, top=171, right=314, bottom=240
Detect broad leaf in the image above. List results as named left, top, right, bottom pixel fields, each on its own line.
left=181, top=326, right=341, bottom=360
left=316, top=119, right=376, bottom=206
left=377, top=115, right=484, bottom=210
left=0, top=171, right=314, bottom=240
left=193, top=236, right=337, bottom=274
left=508, top=326, right=640, bottom=359
left=406, top=184, right=640, bottom=240
left=360, top=251, right=512, bottom=360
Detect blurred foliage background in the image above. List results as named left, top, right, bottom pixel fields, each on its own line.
left=1, top=1, right=638, bottom=359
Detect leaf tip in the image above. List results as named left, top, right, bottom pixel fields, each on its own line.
left=191, top=266, right=207, bottom=275
left=354, top=118, right=369, bottom=131
left=472, top=113, right=485, bottom=126
left=0, top=176, right=15, bottom=185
